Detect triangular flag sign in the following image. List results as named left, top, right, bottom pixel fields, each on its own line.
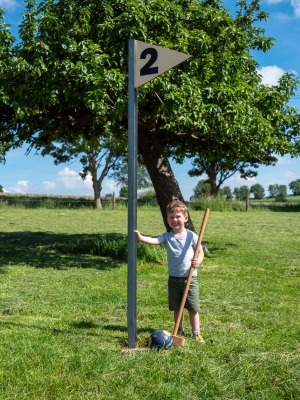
left=134, top=40, right=191, bottom=88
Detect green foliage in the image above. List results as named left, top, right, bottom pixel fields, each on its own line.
left=0, top=184, right=3, bottom=193
left=138, top=189, right=157, bottom=200
left=250, top=183, right=265, bottom=199
left=190, top=197, right=246, bottom=211
left=222, top=186, right=233, bottom=200
left=119, top=186, right=128, bottom=198
left=268, top=184, right=275, bottom=198
left=110, top=160, right=152, bottom=190
left=1, top=0, right=299, bottom=218
left=233, top=185, right=250, bottom=200
left=289, top=179, right=300, bottom=195
left=268, top=183, right=287, bottom=201
left=191, top=179, right=211, bottom=200
left=188, top=154, right=276, bottom=196
left=274, top=184, right=287, bottom=202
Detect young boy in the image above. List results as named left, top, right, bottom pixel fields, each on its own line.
left=134, top=199, right=205, bottom=342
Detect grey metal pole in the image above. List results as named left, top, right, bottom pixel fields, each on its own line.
left=127, top=39, right=138, bottom=348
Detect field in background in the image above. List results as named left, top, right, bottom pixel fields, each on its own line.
left=0, top=207, right=299, bottom=399
left=251, top=194, right=300, bottom=203
left=1, top=192, right=300, bottom=212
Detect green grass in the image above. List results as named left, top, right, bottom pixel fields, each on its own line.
left=250, top=194, right=300, bottom=203
left=0, top=207, right=300, bottom=399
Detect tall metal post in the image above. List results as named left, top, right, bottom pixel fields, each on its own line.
left=127, top=40, right=138, bottom=348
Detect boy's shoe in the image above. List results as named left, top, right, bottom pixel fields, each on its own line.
left=191, top=333, right=205, bottom=343
left=177, top=330, right=185, bottom=337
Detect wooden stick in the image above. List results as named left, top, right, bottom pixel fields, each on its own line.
left=172, top=208, right=210, bottom=347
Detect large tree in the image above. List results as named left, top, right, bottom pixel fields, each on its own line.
left=1, top=0, right=300, bottom=230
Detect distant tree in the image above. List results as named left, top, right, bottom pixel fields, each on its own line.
left=190, top=180, right=211, bottom=200
left=233, top=187, right=241, bottom=200
left=188, top=153, right=277, bottom=197
left=222, top=186, right=233, bottom=200
left=104, top=193, right=113, bottom=197
left=240, top=186, right=250, bottom=200
left=138, top=189, right=157, bottom=202
left=0, top=184, right=3, bottom=193
left=233, top=186, right=250, bottom=201
left=268, top=184, right=275, bottom=198
left=274, top=184, right=287, bottom=202
left=250, top=184, right=265, bottom=199
left=119, top=186, right=128, bottom=198
left=110, top=159, right=152, bottom=191
left=289, top=179, right=300, bottom=195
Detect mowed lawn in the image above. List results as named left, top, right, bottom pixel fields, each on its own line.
left=0, top=207, right=299, bottom=399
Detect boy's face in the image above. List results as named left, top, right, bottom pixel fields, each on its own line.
left=166, top=211, right=188, bottom=233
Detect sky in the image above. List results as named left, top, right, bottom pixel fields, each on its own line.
left=1, top=0, right=300, bottom=199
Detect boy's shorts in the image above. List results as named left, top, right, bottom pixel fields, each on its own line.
left=168, top=275, right=200, bottom=312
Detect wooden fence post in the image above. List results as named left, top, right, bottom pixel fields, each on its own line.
left=246, top=193, right=249, bottom=211
left=112, top=192, right=116, bottom=210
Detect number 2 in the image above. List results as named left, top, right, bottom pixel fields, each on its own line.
left=140, top=48, right=158, bottom=76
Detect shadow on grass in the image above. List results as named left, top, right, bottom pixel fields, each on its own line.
left=0, top=231, right=125, bottom=271
left=102, top=324, right=155, bottom=334
left=0, top=320, right=103, bottom=337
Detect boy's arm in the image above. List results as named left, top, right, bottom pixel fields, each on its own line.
left=134, top=230, right=161, bottom=245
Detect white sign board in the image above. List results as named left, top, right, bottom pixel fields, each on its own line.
left=134, top=40, right=191, bottom=88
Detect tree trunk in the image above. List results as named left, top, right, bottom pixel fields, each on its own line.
left=207, top=161, right=218, bottom=197
left=138, top=129, right=195, bottom=232
left=93, top=180, right=102, bottom=209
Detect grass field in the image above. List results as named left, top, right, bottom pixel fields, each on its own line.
left=0, top=207, right=299, bottom=399
left=250, top=194, right=300, bottom=203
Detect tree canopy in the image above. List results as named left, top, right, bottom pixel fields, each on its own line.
left=250, top=183, right=265, bottom=199
left=0, top=0, right=300, bottom=228
left=288, top=179, right=300, bottom=196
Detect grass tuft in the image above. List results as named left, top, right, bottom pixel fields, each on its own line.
left=41, top=235, right=166, bottom=265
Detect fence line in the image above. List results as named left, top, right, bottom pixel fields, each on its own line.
left=1, top=195, right=300, bottom=211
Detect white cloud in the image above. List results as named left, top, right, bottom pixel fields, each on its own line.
left=292, top=0, right=300, bottom=17
left=266, top=0, right=285, bottom=3
left=56, top=167, right=83, bottom=189
left=56, top=167, right=93, bottom=190
left=257, top=65, right=285, bottom=86
left=284, top=171, right=296, bottom=178
left=229, top=174, right=257, bottom=187
left=104, top=179, right=119, bottom=192
left=0, top=0, right=19, bottom=10
left=57, top=167, right=78, bottom=179
left=42, top=181, right=56, bottom=190
left=8, top=180, right=32, bottom=194
left=266, top=0, right=300, bottom=18
left=277, top=156, right=292, bottom=165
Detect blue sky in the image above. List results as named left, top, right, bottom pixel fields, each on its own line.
left=1, top=0, right=300, bottom=199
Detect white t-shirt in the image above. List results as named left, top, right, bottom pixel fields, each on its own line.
left=157, top=229, right=199, bottom=277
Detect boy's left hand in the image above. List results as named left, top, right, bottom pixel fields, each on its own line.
left=191, top=258, right=201, bottom=268
left=191, top=247, right=204, bottom=268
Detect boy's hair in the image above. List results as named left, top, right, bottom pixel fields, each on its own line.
left=166, top=199, right=188, bottom=216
